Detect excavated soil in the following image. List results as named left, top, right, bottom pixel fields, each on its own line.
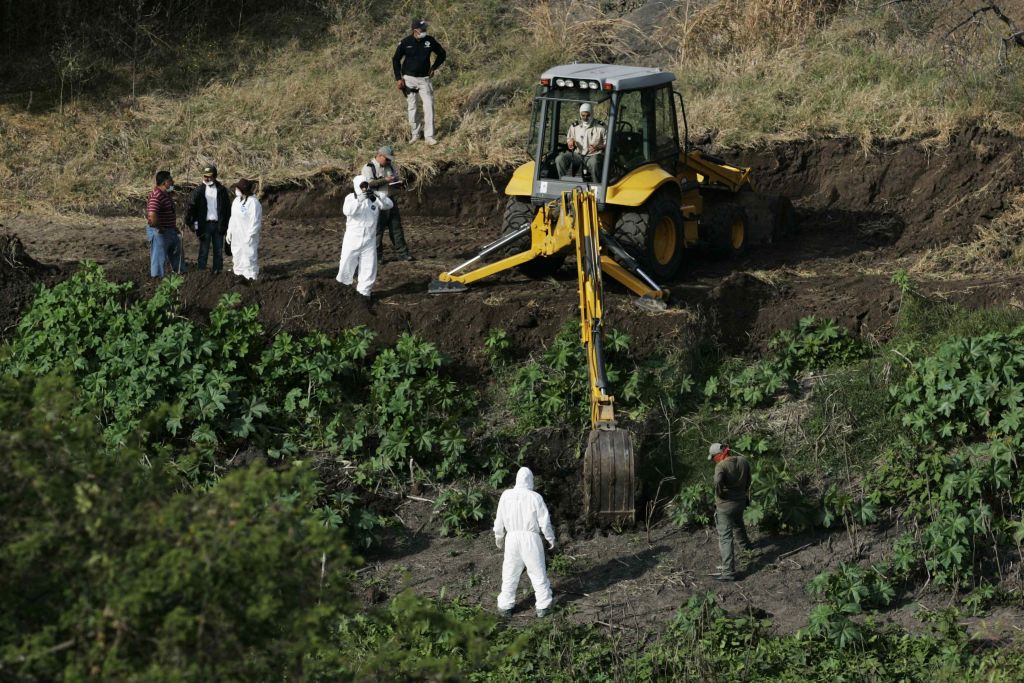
left=5, top=126, right=1024, bottom=636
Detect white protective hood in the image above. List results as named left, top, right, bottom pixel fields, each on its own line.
left=515, top=467, right=535, bottom=491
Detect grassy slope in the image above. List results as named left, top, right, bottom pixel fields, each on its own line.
left=1, top=0, right=1023, bottom=212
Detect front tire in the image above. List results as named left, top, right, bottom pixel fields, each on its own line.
left=613, top=195, right=686, bottom=281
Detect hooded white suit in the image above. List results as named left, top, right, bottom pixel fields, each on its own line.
left=336, top=174, right=393, bottom=296
left=493, top=467, right=556, bottom=612
left=226, top=194, right=262, bottom=280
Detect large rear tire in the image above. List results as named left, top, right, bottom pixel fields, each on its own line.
left=701, top=201, right=748, bottom=258
left=613, top=196, right=686, bottom=281
left=734, top=188, right=796, bottom=246
left=501, top=197, right=565, bottom=278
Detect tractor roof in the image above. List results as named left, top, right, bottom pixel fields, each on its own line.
left=540, top=64, right=676, bottom=90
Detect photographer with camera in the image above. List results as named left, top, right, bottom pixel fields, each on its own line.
left=362, top=145, right=413, bottom=263
left=336, top=174, right=393, bottom=308
left=393, top=18, right=446, bottom=145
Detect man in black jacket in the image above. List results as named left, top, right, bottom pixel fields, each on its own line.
left=184, top=164, right=232, bottom=273
left=393, top=18, right=446, bottom=145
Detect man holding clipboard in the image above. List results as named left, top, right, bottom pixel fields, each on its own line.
left=363, top=145, right=414, bottom=262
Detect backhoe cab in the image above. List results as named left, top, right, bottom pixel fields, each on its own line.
left=501, top=63, right=792, bottom=281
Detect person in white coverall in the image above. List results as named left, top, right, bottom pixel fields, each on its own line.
left=336, top=175, right=393, bottom=302
left=225, top=178, right=262, bottom=280
left=493, top=467, right=556, bottom=618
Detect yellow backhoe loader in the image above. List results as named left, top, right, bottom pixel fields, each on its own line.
left=428, top=64, right=792, bottom=523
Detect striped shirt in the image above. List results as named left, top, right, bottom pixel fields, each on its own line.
left=147, top=187, right=176, bottom=231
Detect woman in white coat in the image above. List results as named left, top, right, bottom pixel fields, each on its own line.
left=226, top=178, right=262, bottom=280
left=336, top=174, right=392, bottom=303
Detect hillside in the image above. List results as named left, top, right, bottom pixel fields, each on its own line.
left=2, top=0, right=1024, bottom=211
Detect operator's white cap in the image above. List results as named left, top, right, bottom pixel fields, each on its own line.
left=580, top=102, right=593, bottom=115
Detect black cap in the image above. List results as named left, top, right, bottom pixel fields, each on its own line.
left=411, top=18, right=427, bottom=29
left=202, top=164, right=218, bottom=178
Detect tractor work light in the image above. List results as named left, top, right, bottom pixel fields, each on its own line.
left=565, top=79, right=575, bottom=87
left=555, top=78, right=565, bottom=86
left=602, top=82, right=614, bottom=91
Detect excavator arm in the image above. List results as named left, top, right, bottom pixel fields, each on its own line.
left=568, top=189, right=638, bottom=526
left=429, top=189, right=642, bottom=526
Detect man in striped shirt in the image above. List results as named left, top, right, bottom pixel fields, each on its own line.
left=146, top=170, right=184, bottom=278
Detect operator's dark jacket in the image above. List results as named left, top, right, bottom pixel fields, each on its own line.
left=392, top=35, right=447, bottom=79
left=184, top=182, right=232, bottom=234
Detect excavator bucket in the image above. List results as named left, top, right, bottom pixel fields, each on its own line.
left=583, top=427, right=637, bottom=527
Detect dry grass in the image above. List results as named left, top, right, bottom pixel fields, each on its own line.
left=671, top=0, right=843, bottom=58
left=1, top=0, right=1024, bottom=211
left=911, top=191, right=1024, bottom=277
left=517, top=0, right=647, bottom=64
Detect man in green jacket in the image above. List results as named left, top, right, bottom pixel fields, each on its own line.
left=710, top=442, right=752, bottom=581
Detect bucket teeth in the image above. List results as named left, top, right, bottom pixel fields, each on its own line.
left=427, top=279, right=468, bottom=294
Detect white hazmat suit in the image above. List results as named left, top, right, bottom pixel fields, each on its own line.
left=494, top=467, right=556, bottom=613
left=336, top=175, right=393, bottom=296
left=226, top=193, right=262, bottom=280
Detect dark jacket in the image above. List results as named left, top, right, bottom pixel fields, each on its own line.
left=713, top=455, right=751, bottom=508
left=184, top=182, right=232, bottom=234
left=392, top=34, right=446, bottom=80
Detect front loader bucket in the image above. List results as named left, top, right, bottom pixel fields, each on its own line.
left=427, top=279, right=468, bottom=294
left=583, top=427, right=637, bottom=527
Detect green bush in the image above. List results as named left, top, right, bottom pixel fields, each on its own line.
left=433, top=485, right=490, bottom=537
left=0, top=376, right=352, bottom=681
left=704, top=317, right=867, bottom=409
left=2, top=264, right=476, bottom=496
left=669, top=484, right=714, bottom=528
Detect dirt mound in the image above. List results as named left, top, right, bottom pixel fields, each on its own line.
left=10, top=126, right=1024, bottom=361
left=152, top=238, right=697, bottom=376
left=728, top=126, right=1024, bottom=254
left=264, top=166, right=512, bottom=221
left=0, top=232, right=56, bottom=336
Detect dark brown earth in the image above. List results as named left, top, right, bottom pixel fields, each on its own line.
left=362, top=502, right=1022, bottom=639
left=4, top=126, right=1024, bottom=637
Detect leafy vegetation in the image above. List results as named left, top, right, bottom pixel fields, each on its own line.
left=0, top=376, right=352, bottom=681
left=5, top=264, right=1024, bottom=678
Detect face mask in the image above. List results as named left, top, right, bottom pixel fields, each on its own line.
left=416, top=31, right=428, bottom=39
left=235, top=189, right=242, bottom=199
left=167, top=184, right=175, bottom=192
left=204, top=179, right=214, bottom=186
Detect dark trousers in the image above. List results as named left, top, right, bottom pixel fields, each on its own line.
left=715, top=501, right=751, bottom=577
left=197, top=219, right=224, bottom=272
left=375, top=202, right=410, bottom=259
